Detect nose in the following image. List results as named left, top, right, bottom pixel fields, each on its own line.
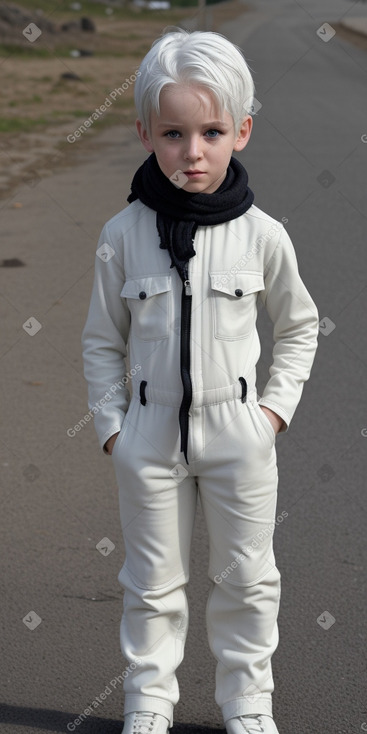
left=184, top=134, right=203, bottom=161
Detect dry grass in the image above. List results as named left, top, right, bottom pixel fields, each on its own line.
left=0, top=0, right=251, bottom=196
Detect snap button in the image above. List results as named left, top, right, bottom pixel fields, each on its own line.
left=235, top=289, right=243, bottom=297
left=139, top=291, right=147, bottom=300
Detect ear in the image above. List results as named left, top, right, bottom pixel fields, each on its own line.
left=135, top=118, right=154, bottom=153
left=233, top=115, right=253, bottom=152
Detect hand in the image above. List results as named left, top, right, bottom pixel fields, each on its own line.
left=105, top=431, right=120, bottom=455
left=259, top=406, right=285, bottom=435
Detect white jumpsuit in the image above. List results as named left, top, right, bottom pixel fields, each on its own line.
left=82, top=200, right=319, bottom=726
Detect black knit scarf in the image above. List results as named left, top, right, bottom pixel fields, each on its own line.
left=127, top=152, right=254, bottom=282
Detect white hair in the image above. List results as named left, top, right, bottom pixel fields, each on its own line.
left=134, top=26, right=255, bottom=138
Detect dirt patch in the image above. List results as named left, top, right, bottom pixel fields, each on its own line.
left=0, top=1, right=251, bottom=199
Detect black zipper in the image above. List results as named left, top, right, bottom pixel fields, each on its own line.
left=178, top=261, right=192, bottom=465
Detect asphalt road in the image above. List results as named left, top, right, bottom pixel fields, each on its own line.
left=1, top=1, right=367, bottom=733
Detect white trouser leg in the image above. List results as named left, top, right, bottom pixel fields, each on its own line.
left=111, top=398, right=197, bottom=725
left=205, top=565, right=281, bottom=723
left=118, top=567, right=191, bottom=727
left=192, top=395, right=281, bottom=723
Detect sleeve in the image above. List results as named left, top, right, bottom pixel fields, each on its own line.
left=81, top=222, right=131, bottom=453
left=258, top=224, right=319, bottom=433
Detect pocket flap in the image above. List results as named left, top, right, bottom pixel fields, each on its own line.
left=210, top=271, right=264, bottom=297
left=121, top=275, right=172, bottom=300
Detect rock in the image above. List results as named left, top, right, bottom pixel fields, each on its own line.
left=61, top=20, right=80, bottom=32
left=60, top=72, right=82, bottom=81
left=0, top=3, right=56, bottom=33
left=80, top=17, right=96, bottom=32
left=61, top=17, right=96, bottom=32
left=69, top=48, right=93, bottom=57
left=0, top=257, right=25, bottom=267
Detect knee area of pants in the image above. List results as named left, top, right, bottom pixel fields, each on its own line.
left=118, top=563, right=189, bottom=594
left=210, top=561, right=280, bottom=590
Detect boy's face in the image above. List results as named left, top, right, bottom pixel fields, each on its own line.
left=135, top=84, right=252, bottom=194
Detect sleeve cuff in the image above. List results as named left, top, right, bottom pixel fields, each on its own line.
left=258, top=400, right=290, bottom=434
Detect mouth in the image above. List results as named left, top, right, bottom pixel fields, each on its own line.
left=183, top=171, right=205, bottom=177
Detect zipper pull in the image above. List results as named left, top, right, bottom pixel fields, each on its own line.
left=184, top=279, right=192, bottom=296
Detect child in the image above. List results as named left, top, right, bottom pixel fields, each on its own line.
left=82, top=27, right=319, bottom=734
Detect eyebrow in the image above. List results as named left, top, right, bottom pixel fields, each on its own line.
left=156, top=120, right=229, bottom=128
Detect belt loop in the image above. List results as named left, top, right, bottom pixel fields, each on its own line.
left=239, top=376, right=247, bottom=403
left=140, top=380, right=147, bottom=406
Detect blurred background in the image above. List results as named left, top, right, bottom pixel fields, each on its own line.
left=0, top=0, right=249, bottom=193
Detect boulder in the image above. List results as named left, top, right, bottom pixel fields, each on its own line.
left=80, top=17, right=96, bottom=32
left=61, top=16, right=96, bottom=32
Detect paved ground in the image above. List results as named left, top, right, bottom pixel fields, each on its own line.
left=1, top=1, right=367, bottom=733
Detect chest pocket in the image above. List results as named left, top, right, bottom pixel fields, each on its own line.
left=210, top=271, right=264, bottom=340
left=120, top=275, right=172, bottom=341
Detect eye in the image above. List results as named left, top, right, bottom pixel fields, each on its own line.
left=205, top=129, right=222, bottom=138
left=163, top=129, right=223, bottom=139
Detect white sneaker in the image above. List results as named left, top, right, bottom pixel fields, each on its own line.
left=226, top=714, right=279, bottom=734
left=122, top=711, right=171, bottom=734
